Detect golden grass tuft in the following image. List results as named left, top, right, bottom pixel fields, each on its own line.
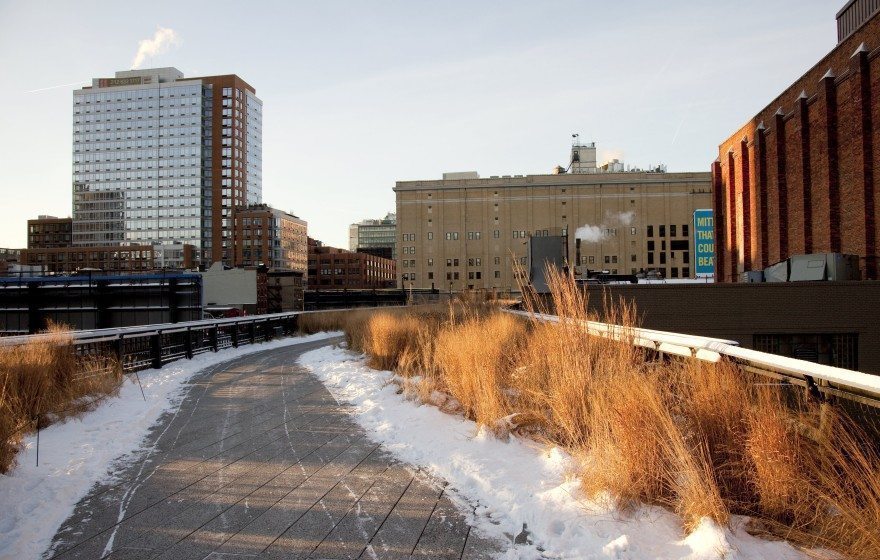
left=0, top=325, right=120, bottom=474
left=303, top=285, right=880, bottom=557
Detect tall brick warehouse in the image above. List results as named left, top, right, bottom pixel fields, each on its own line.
left=714, top=1, right=880, bottom=282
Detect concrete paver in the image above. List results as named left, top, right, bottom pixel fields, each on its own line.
left=46, top=337, right=507, bottom=559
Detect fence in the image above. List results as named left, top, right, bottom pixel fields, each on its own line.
left=0, top=309, right=344, bottom=374
left=504, top=309, right=880, bottom=410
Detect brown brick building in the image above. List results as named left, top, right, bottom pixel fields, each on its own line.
left=28, top=216, right=72, bottom=249
left=307, top=238, right=396, bottom=289
left=714, top=2, right=880, bottom=282
left=233, top=204, right=308, bottom=273
left=21, top=245, right=160, bottom=274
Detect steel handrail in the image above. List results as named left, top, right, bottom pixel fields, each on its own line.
left=504, top=309, right=880, bottom=408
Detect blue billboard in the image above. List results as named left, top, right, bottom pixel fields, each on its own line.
left=693, top=209, right=715, bottom=277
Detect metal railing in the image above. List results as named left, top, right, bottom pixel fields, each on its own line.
left=0, top=309, right=357, bottom=374
left=504, top=309, right=880, bottom=409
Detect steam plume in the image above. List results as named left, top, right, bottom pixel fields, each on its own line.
left=575, top=211, right=636, bottom=243
left=131, top=27, right=179, bottom=70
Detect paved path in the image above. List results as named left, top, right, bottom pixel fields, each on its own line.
left=46, top=337, right=504, bottom=560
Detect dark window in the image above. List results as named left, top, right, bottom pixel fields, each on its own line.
left=671, top=240, right=689, bottom=251
left=671, top=267, right=679, bottom=278
left=648, top=241, right=655, bottom=251
left=682, top=224, right=689, bottom=237
left=659, top=225, right=666, bottom=237
left=683, top=251, right=690, bottom=264
left=670, top=225, right=677, bottom=237
left=660, top=252, right=666, bottom=264
left=647, top=225, right=654, bottom=237
left=648, top=253, right=654, bottom=265
left=682, top=267, right=690, bottom=277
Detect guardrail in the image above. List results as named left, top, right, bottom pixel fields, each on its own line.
left=504, top=309, right=880, bottom=409
left=0, top=309, right=364, bottom=374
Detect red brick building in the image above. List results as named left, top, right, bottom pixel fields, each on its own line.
left=307, top=238, right=396, bottom=289
left=714, top=2, right=880, bottom=282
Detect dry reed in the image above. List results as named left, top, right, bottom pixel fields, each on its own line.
left=298, top=278, right=880, bottom=558
left=0, top=324, right=120, bottom=473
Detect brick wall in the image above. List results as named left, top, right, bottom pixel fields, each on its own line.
left=716, top=11, right=880, bottom=281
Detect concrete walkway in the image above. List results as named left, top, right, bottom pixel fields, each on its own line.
left=46, top=337, right=504, bottom=560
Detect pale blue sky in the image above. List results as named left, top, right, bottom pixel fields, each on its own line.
left=0, top=0, right=836, bottom=249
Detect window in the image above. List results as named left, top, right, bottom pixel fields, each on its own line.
left=494, top=270, right=500, bottom=278
left=648, top=253, right=654, bottom=265
left=467, top=231, right=481, bottom=240
left=647, top=225, right=654, bottom=237
left=493, top=230, right=500, bottom=238
left=612, top=255, right=618, bottom=264
left=631, top=254, right=637, bottom=262
left=670, top=225, right=677, bottom=237
left=648, top=240, right=655, bottom=251
left=427, top=232, right=433, bottom=240
left=445, top=232, right=459, bottom=240
left=682, top=224, right=689, bottom=237
left=660, top=252, right=667, bottom=265
left=428, top=272, right=434, bottom=279
left=494, top=256, right=500, bottom=265
left=630, top=227, right=637, bottom=235
left=588, top=256, right=595, bottom=264
left=446, top=259, right=452, bottom=267
left=683, top=251, right=690, bottom=264
left=604, top=256, right=610, bottom=264
left=682, top=267, right=690, bottom=277
left=454, top=259, right=459, bottom=266
left=660, top=225, right=666, bottom=237
left=427, top=258, right=433, bottom=266
left=671, top=267, right=679, bottom=278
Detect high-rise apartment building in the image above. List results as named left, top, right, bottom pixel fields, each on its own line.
left=72, top=67, right=262, bottom=268
left=348, top=213, right=397, bottom=259
left=395, top=170, right=712, bottom=292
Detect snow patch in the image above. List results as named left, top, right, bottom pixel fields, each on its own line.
left=0, top=331, right=341, bottom=560
left=299, top=345, right=809, bottom=559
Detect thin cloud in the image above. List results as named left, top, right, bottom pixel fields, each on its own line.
left=23, top=80, right=89, bottom=94
left=131, top=27, right=180, bottom=69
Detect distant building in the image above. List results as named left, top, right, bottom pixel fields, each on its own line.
left=349, top=213, right=397, bottom=259
left=28, top=216, right=72, bottom=249
left=714, top=4, right=880, bottom=281
left=395, top=156, right=712, bottom=292
left=233, top=204, right=307, bottom=274
left=307, top=237, right=396, bottom=289
left=72, top=67, right=262, bottom=267
left=20, top=245, right=166, bottom=275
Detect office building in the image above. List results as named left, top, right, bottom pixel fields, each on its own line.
left=308, top=238, right=396, bottom=289
left=72, top=67, right=262, bottom=268
left=395, top=165, right=712, bottom=292
left=349, top=213, right=397, bottom=259
left=232, top=204, right=308, bottom=273
left=714, top=3, right=880, bottom=281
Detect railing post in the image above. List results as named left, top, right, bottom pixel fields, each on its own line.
left=249, top=321, right=256, bottom=345
left=209, top=326, right=219, bottom=352
left=265, top=319, right=273, bottom=341
left=150, top=333, right=162, bottom=369
left=115, top=334, right=126, bottom=373
left=231, top=322, right=239, bottom=348
left=184, top=327, right=193, bottom=359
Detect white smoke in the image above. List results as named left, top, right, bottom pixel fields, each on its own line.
left=575, top=211, right=636, bottom=243
left=131, top=27, right=179, bottom=70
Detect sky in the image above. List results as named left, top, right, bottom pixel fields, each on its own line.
left=0, top=0, right=837, bottom=249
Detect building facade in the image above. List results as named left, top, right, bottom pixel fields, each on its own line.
left=714, top=5, right=880, bottom=282
left=28, top=216, right=72, bottom=249
left=307, top=238, right=396, bottom=289
left=349, top=213, right=397, bottom=259
left=20, top=245, right=162, bottom=275
left=395, top=171, right=712, bottom=292
left=72, top=67, right=262, bottom=268
left=232, top=204, right=307, bottom=273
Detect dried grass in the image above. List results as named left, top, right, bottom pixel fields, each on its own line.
left=0, top=324, right=120, bottom=473
left=301, top=290, right=880, bottom=557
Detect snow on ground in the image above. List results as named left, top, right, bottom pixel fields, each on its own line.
left=299, top=344, right=809, bottom=560
left=0, top=331, right=340, bottom=560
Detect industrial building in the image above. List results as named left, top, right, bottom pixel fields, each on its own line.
left=72, top=67, right=262, bottom=268
left=714, top=1, right=880, bottom=282
left=394, top=144, right=712, bottom=292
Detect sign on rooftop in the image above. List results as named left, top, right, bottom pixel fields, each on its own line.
left=693, top=209, right=715, bottom=277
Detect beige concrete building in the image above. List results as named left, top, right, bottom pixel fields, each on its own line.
left=395, top=171, right=712, bottom=292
